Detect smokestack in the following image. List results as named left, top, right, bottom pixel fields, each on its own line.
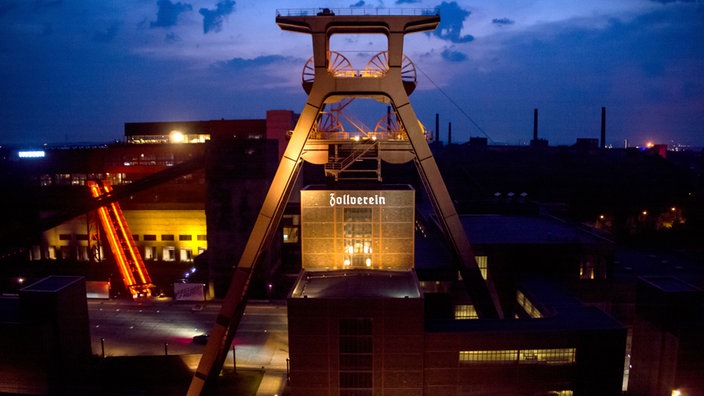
left=435, top=113, right=439, bottom=144
left=448, top=122, right=452, bottom=145
left=600, top=107, right=606, bottom=149
left=533, top=108, right=538, bottom=141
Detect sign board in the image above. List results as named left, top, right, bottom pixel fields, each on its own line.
left=86, top=281, right=110, bottom=299
left=174, top=282, right=205, bottom=301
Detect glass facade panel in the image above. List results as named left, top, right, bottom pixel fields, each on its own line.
left=460, top=348, right=576, bottom=365
left=300, top=189, right=414, bottom=271
left=454, top=304, right=478, bottom=320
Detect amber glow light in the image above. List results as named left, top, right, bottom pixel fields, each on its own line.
left=89, top=181, right=153, bottom=298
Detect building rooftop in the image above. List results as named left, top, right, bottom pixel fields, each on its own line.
left=461, top=214, right=608, bottom=245
left=20, top=276, right=84, bottom=293
left=640, top=275, right=701, bottom=293
left=290, top=269, right=421, bottom=299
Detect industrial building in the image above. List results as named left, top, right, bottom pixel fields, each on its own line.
left=187, top=9, right=627, bottom=396
left=2, top=7, right=703, bottom=396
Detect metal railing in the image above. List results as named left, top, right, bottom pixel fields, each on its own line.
left=276, top=8, right=439, bottom=17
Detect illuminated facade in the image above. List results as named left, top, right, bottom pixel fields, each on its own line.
left=19, top=112, right=294, bottom=299
left=300, top=187, right=414, bottom=271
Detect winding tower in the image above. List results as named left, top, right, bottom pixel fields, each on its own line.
left=189, top=8, right=499, bottom=394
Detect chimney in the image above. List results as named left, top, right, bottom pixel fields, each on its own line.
left=533, top=108, right=538, bottom=141
left=600, top=107, right=606, bottom=149
left=435, top=113, right=439, bottom=144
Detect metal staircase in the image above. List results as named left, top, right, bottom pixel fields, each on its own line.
left=324, top=139, right=381, bottom=181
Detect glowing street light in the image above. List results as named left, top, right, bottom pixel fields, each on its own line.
left=169, top=130, right=185, bottom=143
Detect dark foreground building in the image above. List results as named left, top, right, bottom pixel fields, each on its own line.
left=0, top=276, right=91, bottom=394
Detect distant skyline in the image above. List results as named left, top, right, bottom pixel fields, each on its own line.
left=1, top=0, right=703, bottom=148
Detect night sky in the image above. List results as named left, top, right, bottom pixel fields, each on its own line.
left=1, top=0, right=703, bottom=148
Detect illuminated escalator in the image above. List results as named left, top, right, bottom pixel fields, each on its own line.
left=87, top=180, right=154, bottom=299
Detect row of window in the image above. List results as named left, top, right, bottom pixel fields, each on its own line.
left=30, top=245, right=205, bottom=263
left=58, top=233, right=207, bottom=242
left=459, top=348, right=576, bottom=365
left=454, top=304, right=478, bottom=320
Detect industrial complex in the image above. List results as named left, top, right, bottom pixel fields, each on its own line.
left=1, top=8, right=703, bottom=396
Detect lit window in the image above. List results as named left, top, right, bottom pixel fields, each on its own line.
left=517, top=290, right=543, bottom=318
left=283, top=226, right=299, bottom=243
left=454, top=305, right=478, bottom=320
left=476, top=255, right=488, bottom=280
left=162, top=247, right=176, bottom=262
left=459, top=348, right=576, bottom=365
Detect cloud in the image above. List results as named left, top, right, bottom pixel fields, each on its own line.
left=93, top=22, right=120, bottom=43
left=215, top=54, right=296, bottom=71
left=441, top=48, right=467, bottom=62
left=210, top=54, right=304, bottom=90
left=434, top=1, right=474, bottom=43
left=395, top=0, right=422, bottom=4
left=150, top=0, right=192, bottom=28
left=165, top=32, right=181, bottom=43
left=492, top=17, right=514, bottom=26
left=350, top=1, right=366, bottom=7
left=199, top=0, right=235, bottom=34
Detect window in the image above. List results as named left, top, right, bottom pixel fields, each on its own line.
left=460, top=350, right=518, bottom=364
left=579, top=257, right=596, bottom=280
left=343, top=208, right=373, bottom=268
left=161, top=234, right=175, bottom=241
left=459, top=348, right=576, bottom=365
left=340, top=318, right=373, bottom=395
left=197, top=235, right=207, bottom=241
left=180, top=249, right=193, bottom=262
left=162, top=246, right=176, bottom=261
left=476, top=255, right=488, bottom=280
left=454, top=305, right=478, bottom=320
left=283, top=226, right=299, bottom=243
left=517, top=290, right=543, bottom=318
left=144, top=234, right=157, bottom=241
left=59, top=234, right=72, bottom=241
left=144, top=246, right=156, bottom=260
left=179, top=234, right=192, bottom=241
left=76, top=234, right=89, bottom=241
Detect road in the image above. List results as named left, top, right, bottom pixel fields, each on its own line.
left=88, top=298, right=290, bottom=395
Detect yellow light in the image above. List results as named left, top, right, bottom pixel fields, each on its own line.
left=365, top=258, right=371, bottom=267
left=646, top=141, right=655, bottom=148
left=169, top=130, right=184, bottom=143
left=671, top=207, right=676, bottom=212
left=672, top=390, right=682, bottom=396
left=642, top=210, right=648, bottom=216
left=599, top=215, right=605, bottom=220
left=343, top=259, right=350, bottom=266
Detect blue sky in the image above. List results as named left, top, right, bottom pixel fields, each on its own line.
left=1, top=0, right=702, bottom=147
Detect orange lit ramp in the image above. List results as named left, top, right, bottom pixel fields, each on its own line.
left=87, top=180, right=153, bottom=299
